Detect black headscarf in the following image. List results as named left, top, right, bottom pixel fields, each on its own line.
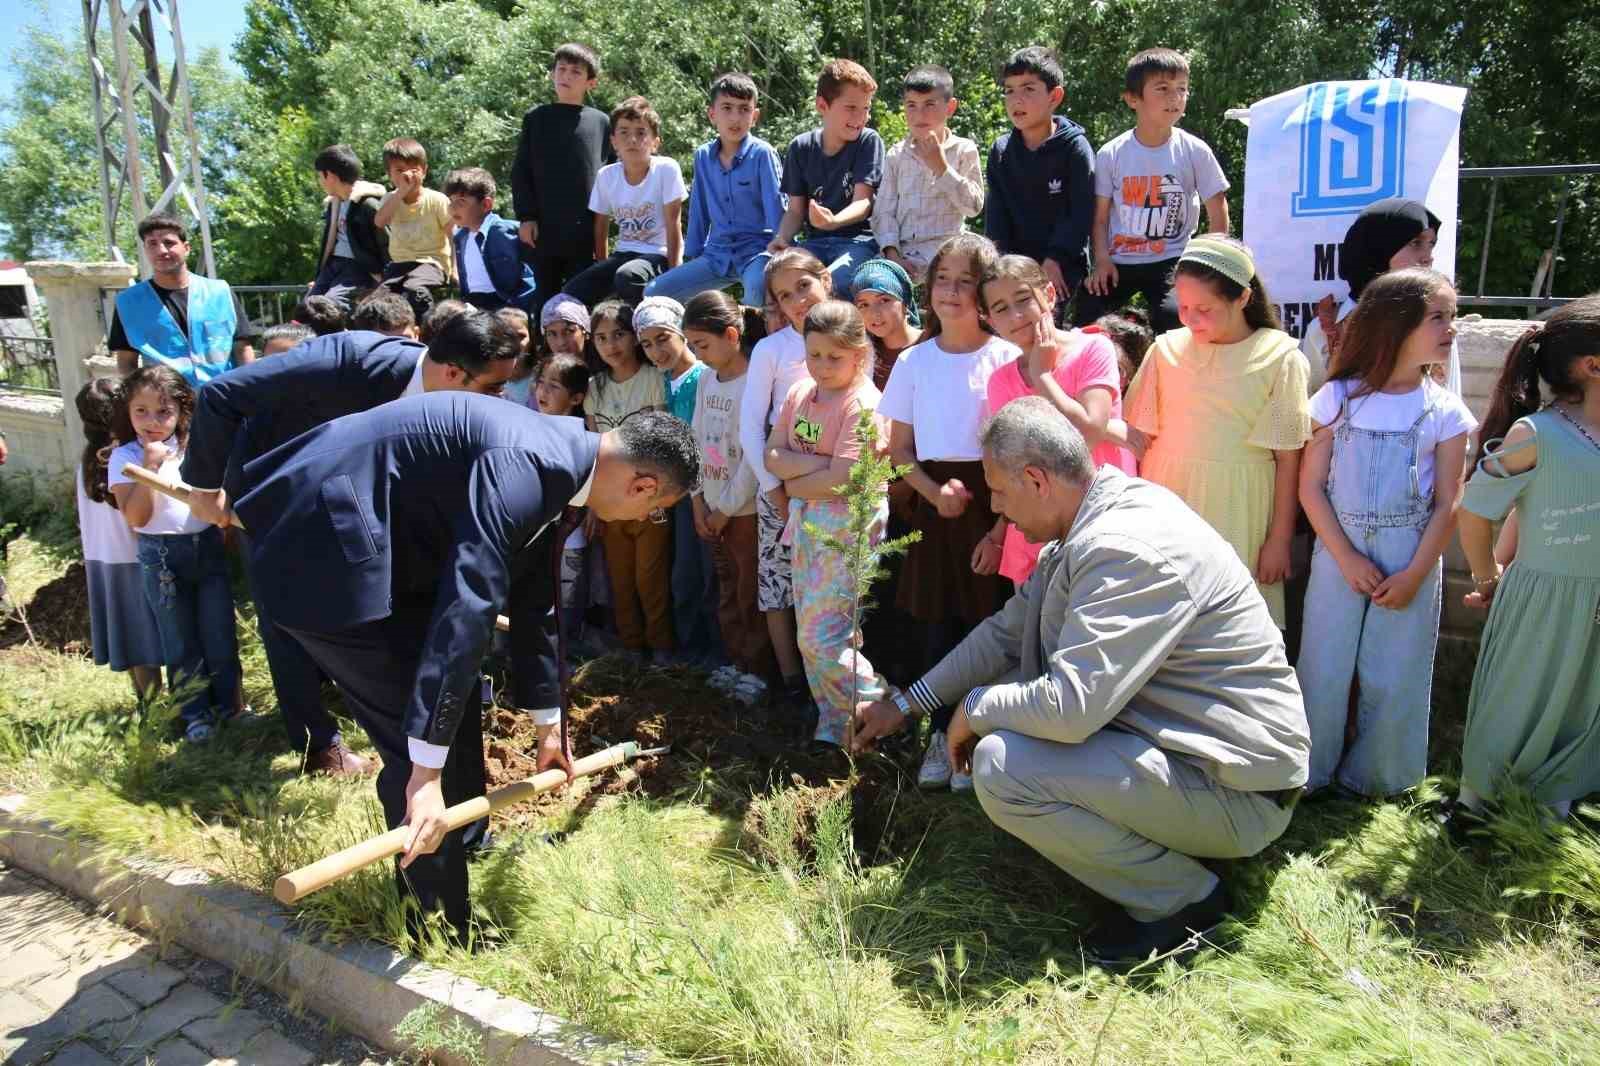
left=1338, top=198, right=1442, bottom=299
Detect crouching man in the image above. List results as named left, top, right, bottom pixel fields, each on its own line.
left=849, top=396, right=1309, bottom=966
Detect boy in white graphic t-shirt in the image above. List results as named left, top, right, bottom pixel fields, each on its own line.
left=1078, top=48, right=1230, bottom=332
left=563, top=96, right=688, bottom=307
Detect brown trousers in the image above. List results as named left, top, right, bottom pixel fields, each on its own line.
left=602, top=518, right=673, bottom=652
left=712, top=513, right=775, bottom=677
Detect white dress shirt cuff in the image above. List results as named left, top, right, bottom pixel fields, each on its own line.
left=528, top=706, right=562, bottom=728
left=407, top=737, right=450, bottom=769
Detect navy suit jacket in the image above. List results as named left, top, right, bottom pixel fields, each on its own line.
left=236, top=393, right=600, bottom=749
left=452, top=212, right=536, bottom=312
left=181, top=330, right=423, bottom=498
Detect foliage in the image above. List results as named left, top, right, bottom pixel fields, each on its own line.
left=3, top=0, right=1598, bottom=300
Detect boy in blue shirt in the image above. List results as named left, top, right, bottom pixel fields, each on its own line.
left=985, top=47, right=1095, bottom=315
left=646, top=73, right=786, bottom=307
left=768, top=59, right=885, bottom=294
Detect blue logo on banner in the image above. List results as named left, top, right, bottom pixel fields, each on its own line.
left=1292, top=80, right=1407, bottom=217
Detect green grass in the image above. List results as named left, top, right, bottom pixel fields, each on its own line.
left=4, top=523, right=1600, bottom=1065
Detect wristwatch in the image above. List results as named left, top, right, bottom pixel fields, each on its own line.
left=890, top=688, right=915, bottom=718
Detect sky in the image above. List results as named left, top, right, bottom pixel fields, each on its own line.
left=0, top=0, right=250, bottom=98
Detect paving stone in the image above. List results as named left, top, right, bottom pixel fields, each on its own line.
left=235, top=1027, right=317, bottom=1066
left=58, top=983, right=141, bottom=1031
left=181, top=1005, right=272, bottom=1057
left=148, top=1035, right=215, bottom=1065
left=104, top=958, right=186, bottom=1006
left=1, top=940, right=69, bottom=986
left=0, top=988, right=52, bottom=1032
left=41, top=1041, right=118, bottom=1066
left=102, top=983, right=225, bottom=1054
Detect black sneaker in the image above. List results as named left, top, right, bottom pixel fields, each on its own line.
left=1084, top=884, right=1229, bottom=970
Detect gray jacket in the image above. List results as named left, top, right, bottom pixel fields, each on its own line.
left=907, top=467, right=1309, bottom=793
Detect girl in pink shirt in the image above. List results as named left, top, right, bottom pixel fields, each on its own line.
left=979, top=255, right=1137, bottom=585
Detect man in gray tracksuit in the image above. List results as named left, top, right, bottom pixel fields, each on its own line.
left=849, top=396, right=1310, bottom=966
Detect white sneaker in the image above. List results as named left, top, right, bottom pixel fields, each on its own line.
left=950, top=770, right=974, bottom=792
left=918, top=733, right=953, bottom=790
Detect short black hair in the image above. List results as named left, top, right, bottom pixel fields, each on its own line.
left=136, top=213, right=189, bottom=244
left=420, top=299, right=471, bottom=343
left=426, top=308, right=523, bottom=375
left=443, top=166, right=496, bottom=201
left=614, top=410, right=701, bottom=497
left=350, top=290, right=416, bottom=334
left=709, top=72, right=758, bottom=105
left=550, top=42, right=600, bottom=80
left=1124, top=48, right=1189, bottom=96
left=903, top=64, right=954, bottom=100
left=1001, top=46, right=1064, bottom=92
left=538, top=352, right=591, bottom=395
left=314, top=144, right=362, bottom=184
left=294, top=294, right=347, bottom=335
left=261, top=321, right=315, bottom=352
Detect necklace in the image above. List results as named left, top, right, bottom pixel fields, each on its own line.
left=1553, top=403, right=1600, bottom=453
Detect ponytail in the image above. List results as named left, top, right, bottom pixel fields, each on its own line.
left=75, top=378, right=123, bottom=507
left=682, top=289, right=768, bottom=356
left=1479, top=295, right=1600, bottom=446
left=1480, top=325, right=1550, bottom=447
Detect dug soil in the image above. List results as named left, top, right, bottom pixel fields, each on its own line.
left=0, top=562, right=91, bottom=654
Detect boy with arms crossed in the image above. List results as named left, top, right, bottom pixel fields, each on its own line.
left=375, top=138, right=455, bottom=318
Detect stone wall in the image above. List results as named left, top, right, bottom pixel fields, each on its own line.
left=0, top=392, right=70, bottom=481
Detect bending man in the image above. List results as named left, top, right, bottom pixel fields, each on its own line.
left=850, top=396, right=1309, bottom=966
left=234, top=393, right=699, bottom=940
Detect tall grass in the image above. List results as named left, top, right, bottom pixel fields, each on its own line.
left=5, top=529, right=1600, bottom=1063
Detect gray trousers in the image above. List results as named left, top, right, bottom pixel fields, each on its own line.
left=971, top=728, right=1293, bottom=921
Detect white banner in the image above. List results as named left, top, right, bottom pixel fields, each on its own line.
left=1241, top=79, right=1468, bottom=338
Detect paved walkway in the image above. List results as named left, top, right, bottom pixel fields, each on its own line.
left=0, top=861, right=390, bottom=1066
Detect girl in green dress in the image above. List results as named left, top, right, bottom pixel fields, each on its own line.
left=1455, top=296, right=1600, bottom=818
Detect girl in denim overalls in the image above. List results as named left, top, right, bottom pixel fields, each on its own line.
left=1297, top=270, right=1478, bottom=796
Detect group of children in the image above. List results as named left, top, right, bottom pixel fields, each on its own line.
left=68, top=39, right=1600, bottom=822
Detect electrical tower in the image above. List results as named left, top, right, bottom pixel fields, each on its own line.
left=81, top=0, right=217, bottom=276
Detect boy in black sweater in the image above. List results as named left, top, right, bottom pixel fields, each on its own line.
left=511, top=43, right=612, bottom=320
left=984, top=47, right=1095, bottom=317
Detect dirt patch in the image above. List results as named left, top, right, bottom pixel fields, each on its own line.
left=480, top=653, right=916, bottom=845
left=0, top=562, right=91, bottom=655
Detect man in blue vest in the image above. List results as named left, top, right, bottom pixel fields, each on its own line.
left=109, top=213, right=257, bottom=384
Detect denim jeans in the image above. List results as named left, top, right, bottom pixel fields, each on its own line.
left=646, top=250, right=773, bottom=307
left=671, top=497, right=721, bottom=661
left=795, top=235, right=879, bottom=294
left=1296, top=391, right=1442, bottom=795
left=137, top=527, right=240, bottom=729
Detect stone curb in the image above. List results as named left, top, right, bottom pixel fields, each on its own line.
left=0, top=795, right=645, bottom=1066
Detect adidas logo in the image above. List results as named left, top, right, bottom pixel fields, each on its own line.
left=1048, top=178, right=1063, bottom=194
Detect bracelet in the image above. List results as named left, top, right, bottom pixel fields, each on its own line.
left=1471, top=575, right=1499, bottom=588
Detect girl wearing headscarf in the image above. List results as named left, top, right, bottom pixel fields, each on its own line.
left=850, top=258, right=923, bottom=392
left=1301, top=198, right=1463, bottom=394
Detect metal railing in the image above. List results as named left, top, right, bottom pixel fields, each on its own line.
left=0, top=335, right=59, bottom=393
left=234, top=285, right=310, bottom=332
left=1459, top=163, right=1600, bottom=312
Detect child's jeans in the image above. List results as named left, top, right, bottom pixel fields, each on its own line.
left=795, top=235, right=879, bottom=295
left=671, top=498, right=721, bottom=663
left=1296, top=394, right=1442, bottom=795
left=136, top=527, right=240, bottom=730
left=646, top=242, right=773, bottom=307
left=792, top=496, right=888, bottom=745
left=558, top=546, right=587, bottom=641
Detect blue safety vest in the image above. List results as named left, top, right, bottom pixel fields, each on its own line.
left=115, top=274, right=237, bottom=387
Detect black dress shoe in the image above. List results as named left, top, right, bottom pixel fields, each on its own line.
left=1084, top=884, right=1229, bottom=970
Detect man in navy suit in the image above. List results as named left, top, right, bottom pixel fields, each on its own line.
left=234, top=396, right=700, bottom=939
left=182, top=316, right=521, bottom=777
left=445, top=167, right=537, bottom=313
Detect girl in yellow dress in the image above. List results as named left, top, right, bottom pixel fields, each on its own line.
left=1123, top=236, right=1311, bottom=626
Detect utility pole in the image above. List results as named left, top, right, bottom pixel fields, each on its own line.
left=81, top=0, right=217, bottom=277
